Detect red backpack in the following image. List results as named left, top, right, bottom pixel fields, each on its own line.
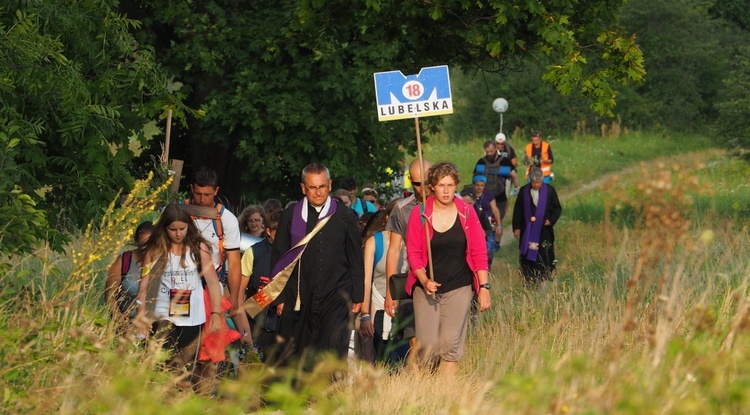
left=121, top=250, right=133, bottom=277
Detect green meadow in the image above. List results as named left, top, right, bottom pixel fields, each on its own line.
left=3, top=133, right=750, bottom=414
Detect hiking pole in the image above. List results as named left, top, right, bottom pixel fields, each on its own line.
left=414, top=116, right=436, bottom=298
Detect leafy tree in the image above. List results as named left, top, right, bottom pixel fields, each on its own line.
left=715, top=45, right=750, bottom=153
left=0, top=0, right=181, bottom=251
left=0, top=121, right=61, bottom=256
left=123, top=0, right=643, bottom=204
left=710, top=0, right=750, bottom=152
left=710, top=0, right=750, bottom=31
left=449, top=0, right=750, bottom=139
left=616, top=0, right=737, bottom=131
left=445, top=66, right=597, bottom=142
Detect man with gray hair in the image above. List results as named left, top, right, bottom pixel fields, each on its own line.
left=512, top=166, right=562, bottom=287
left=271, top=163, right=364, bottom=366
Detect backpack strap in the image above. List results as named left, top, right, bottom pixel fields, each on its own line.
left=373, top=232, right=384, bottom=268
left=213, top=203, right=226, bottom=267
left=121, top=250, right=132, bottom=278
left=420, top=201, right=426, bottom=225
left=184, top=198, right=226, bottom=270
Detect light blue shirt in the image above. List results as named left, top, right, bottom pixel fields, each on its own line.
left=352, top=197, right=377, bottom=217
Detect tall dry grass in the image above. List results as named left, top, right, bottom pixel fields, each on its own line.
left=3, top=154, right=750, bottom=414
left=323, top=147, right=740, bottom=412
left=325, top=156, right=750, bottom=413
left=1, top=173, right=181, bottom=413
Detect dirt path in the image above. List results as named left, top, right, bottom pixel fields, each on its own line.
left=497, top=170, right=624, bottom=248
left=497, top=150, right=723, bottom=247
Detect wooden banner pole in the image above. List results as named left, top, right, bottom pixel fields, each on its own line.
left=414, top=116, right=436, bottom=285
left=162, top=108, right=173, bottom=166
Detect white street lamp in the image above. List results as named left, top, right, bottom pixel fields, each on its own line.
left=492, top=98, right=509, bottom=134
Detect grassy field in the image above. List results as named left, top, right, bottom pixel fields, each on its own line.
left=3, top=132, right=750, bottom=414
left=423, top=131, right=714, bottom=193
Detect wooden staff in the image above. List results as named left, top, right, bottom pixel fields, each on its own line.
left=181, top=204, right=219, bottom=219
left=161, top=108, right=173, bottom=166
left=414, top=117, right=436, bottom=286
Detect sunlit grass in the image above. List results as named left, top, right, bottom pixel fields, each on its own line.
left=3, top=135, right=750, bottom=414
left=562, top=149, right=750, bottom=226
left=423, top=131, right=714, bottom=194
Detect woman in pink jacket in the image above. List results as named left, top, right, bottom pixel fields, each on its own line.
left=405, top=162, right=491, bottom=374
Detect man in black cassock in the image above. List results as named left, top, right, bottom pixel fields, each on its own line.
left=512, top=167, right=562, bottom=287
left=271, top=163, right=364, bottom=366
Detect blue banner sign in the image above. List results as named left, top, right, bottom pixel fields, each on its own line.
left=373, top=65, right=453, bottom=121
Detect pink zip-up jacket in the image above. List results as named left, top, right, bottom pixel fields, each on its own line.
left=405, top=195, right=489, bottom=295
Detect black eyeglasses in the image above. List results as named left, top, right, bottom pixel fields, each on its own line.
left=303, top=184, right=328, bottom=192
left=412, top=181, right=422, bottom=187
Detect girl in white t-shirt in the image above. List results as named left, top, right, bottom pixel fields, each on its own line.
left=135, top=203, right=223, bottom=389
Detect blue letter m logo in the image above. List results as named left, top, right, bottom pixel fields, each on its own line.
left=374, top=66, right=451, bottom=106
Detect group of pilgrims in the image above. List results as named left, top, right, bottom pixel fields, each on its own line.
left=104, top=131, right=562, bottom=393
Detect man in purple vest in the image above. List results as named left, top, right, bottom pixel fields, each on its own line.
left=271, top=163, right=364, bottom=366
left=512, top=167, right=562, bottom=287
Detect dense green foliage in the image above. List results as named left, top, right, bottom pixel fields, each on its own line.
left=715, top=44, right=750, bottom=153
left=0, top=121, right=59, bottom=255
left=445, top=65, right=595, bottom=140
left=617, top=0, right=740, bottom=130
left=0, top=1, right=183, bottom=254
left=710, top=0, right=750, bottom=31
left=445, top=0, right=750, bottom=141
left=9, top=0, right=749, bottom=254
left=122, top=0, right=643, bottom=204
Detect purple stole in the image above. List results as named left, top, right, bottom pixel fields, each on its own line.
left=242, top=198, right=337, bottom=317
left=520, top=184, right=548, bottom=262
left=283, top=197, right=337, bottom=271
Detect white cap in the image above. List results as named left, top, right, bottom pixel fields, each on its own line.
left=495, top=133, right=506, bottom=143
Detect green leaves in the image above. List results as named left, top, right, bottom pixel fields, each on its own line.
left=1, top=0, right=183, bottom=243
left=716, top=45, right=750, bottom=152
left=119, top=0, right=645, bottom=204
left=615, top=0, right=736, bottom=131
left=0, top=121, right=64, bottom=255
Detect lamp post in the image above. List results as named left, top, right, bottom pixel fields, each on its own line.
left=492, top=98, right=509, bottom=134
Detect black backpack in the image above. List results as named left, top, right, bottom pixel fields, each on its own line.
left=475, top=157, right=506, bottom=197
